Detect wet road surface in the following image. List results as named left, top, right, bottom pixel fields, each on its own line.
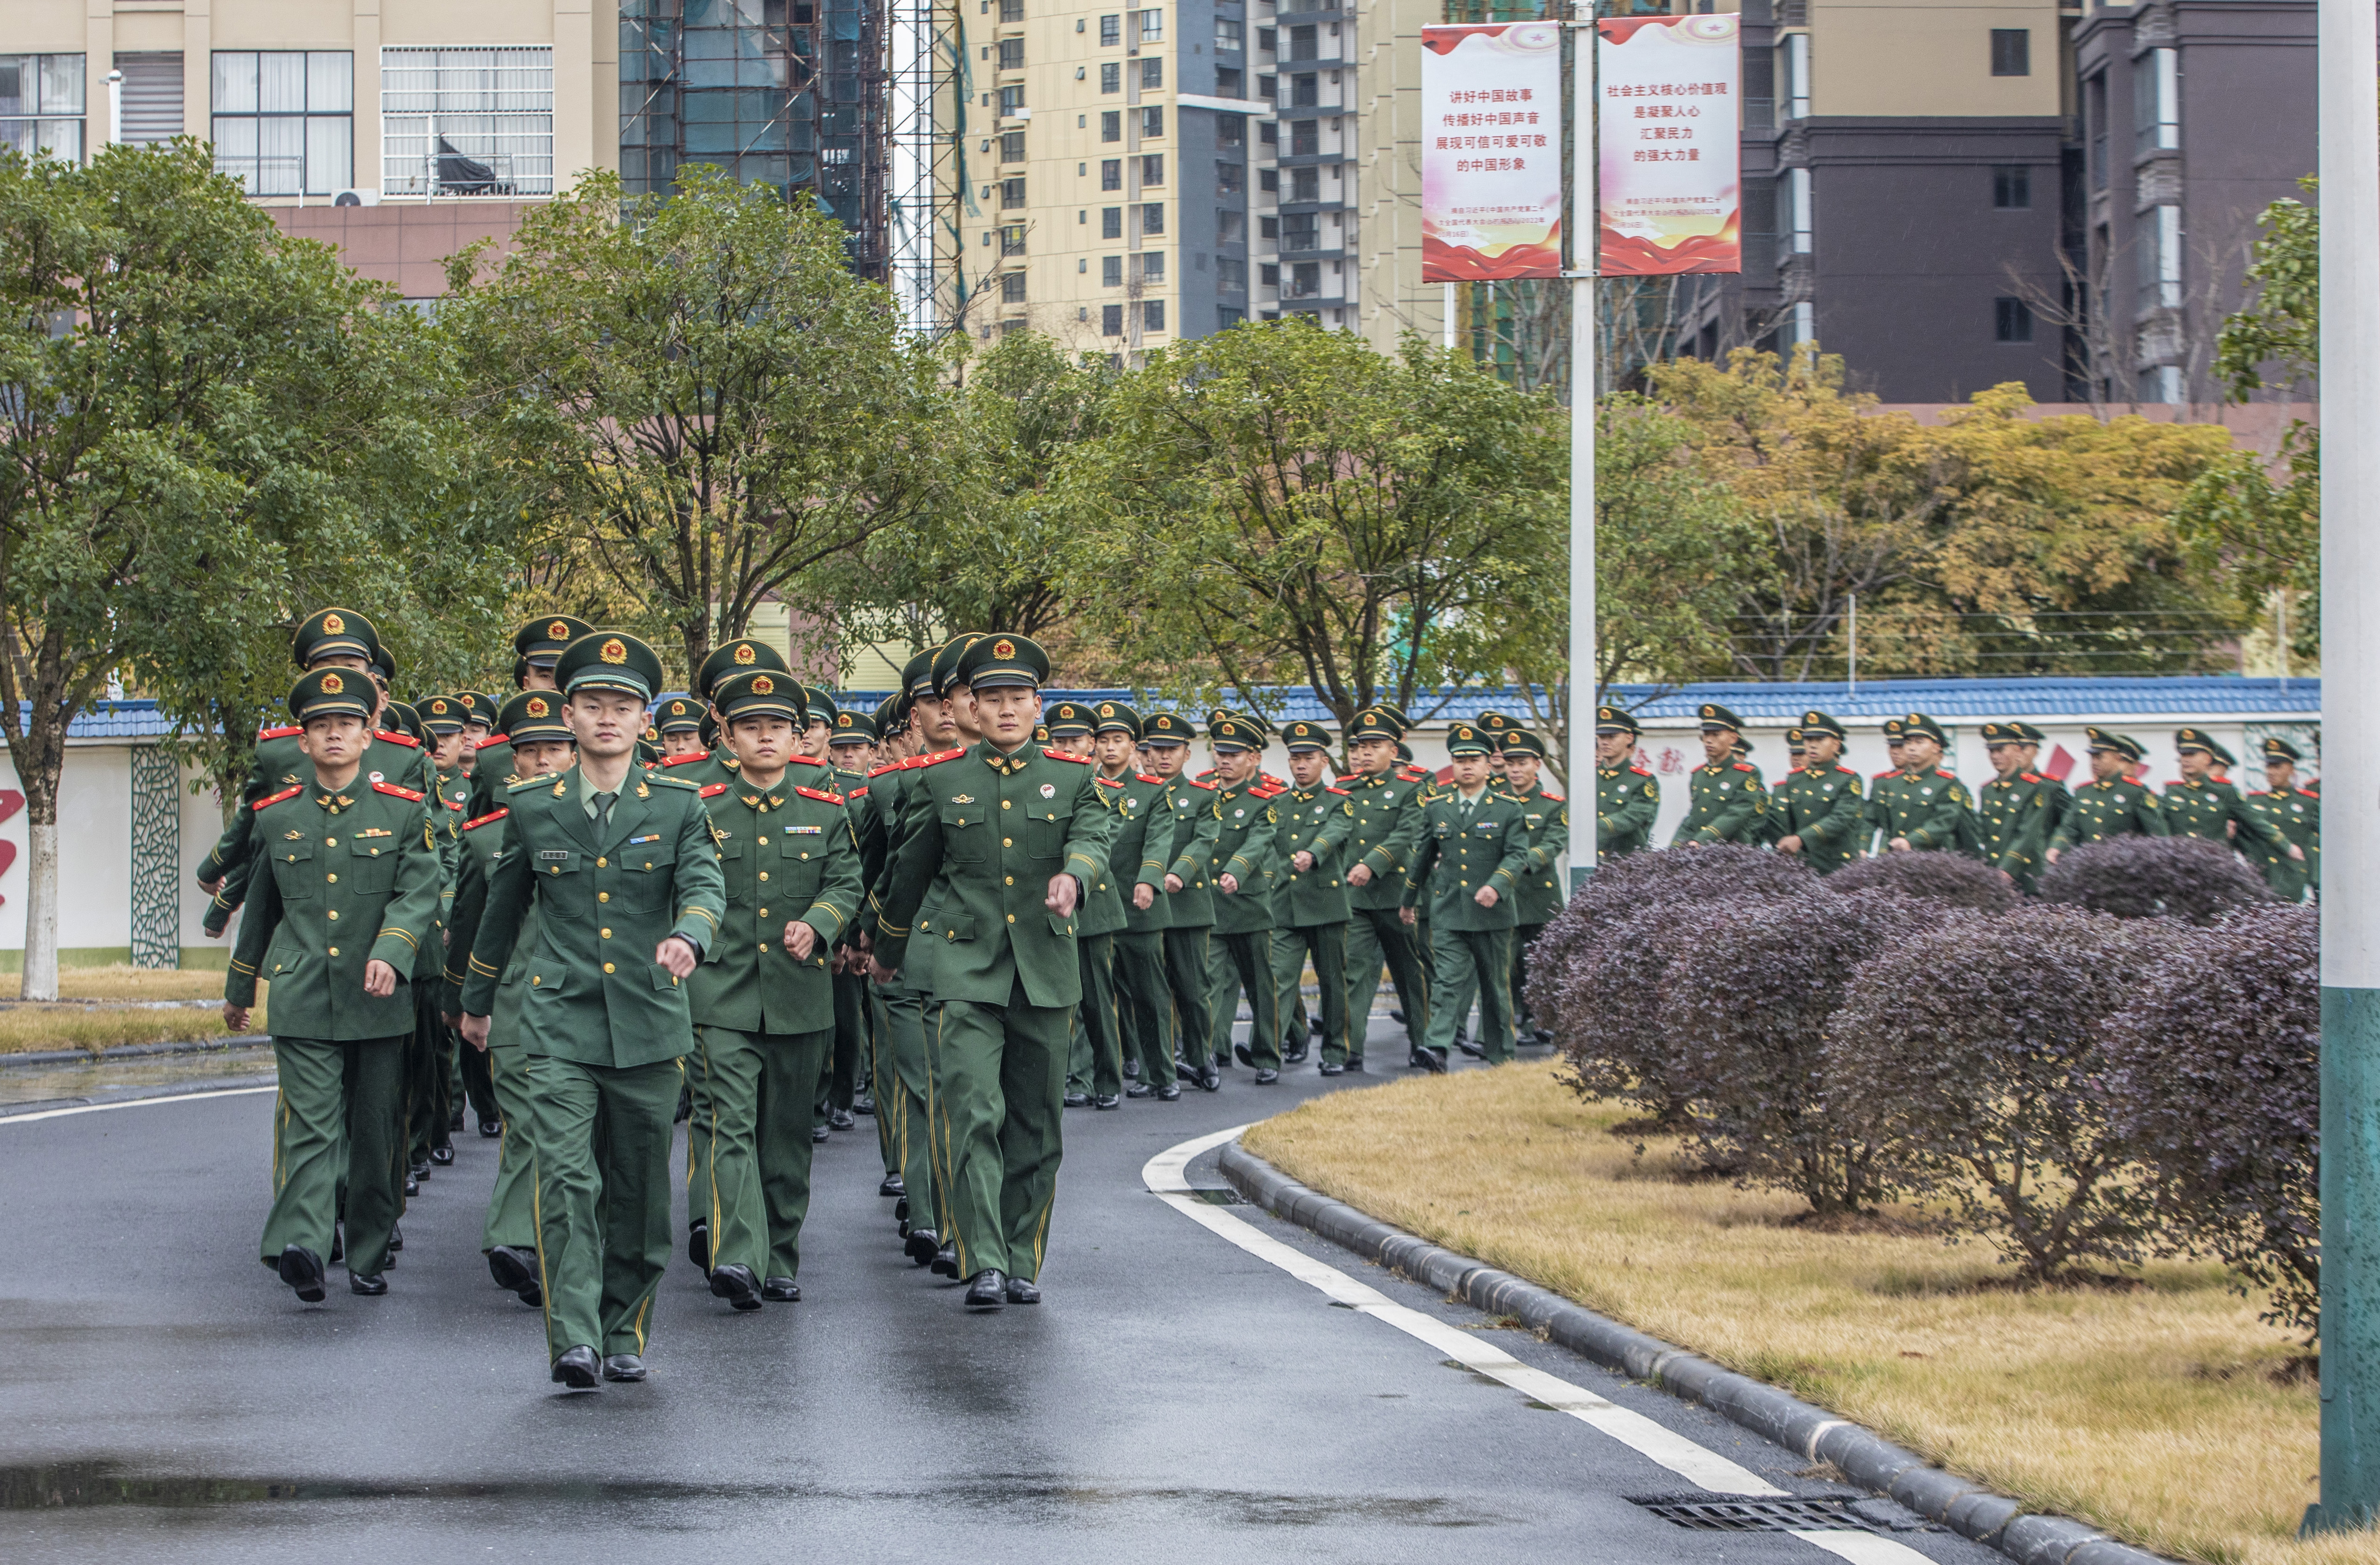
left=0, top=1022, right=2009, bottom=1564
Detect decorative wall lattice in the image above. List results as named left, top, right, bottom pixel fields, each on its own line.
left=128, top=743, right=180, bottom=968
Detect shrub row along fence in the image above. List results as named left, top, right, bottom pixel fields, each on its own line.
left=1524, top=839, right=2319, bottom=1335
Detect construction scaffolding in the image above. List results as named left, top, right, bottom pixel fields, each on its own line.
left=886, top=0, right=963, bottom=332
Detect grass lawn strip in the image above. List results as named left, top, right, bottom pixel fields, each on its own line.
left=0, top=968, right=263, bottom=1055
left=1242, top=1063, right=2346, bottom=1565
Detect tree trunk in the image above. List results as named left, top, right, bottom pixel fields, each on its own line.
left=20, top=811, right=57, bottom=1001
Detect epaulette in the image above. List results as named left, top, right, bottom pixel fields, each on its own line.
left=442, top=794, right=466, bottom=810
left=1733, top=762, right=1755, bottom=773
left=699, top=782, right=730, bottom=798
left=1539, top=790, right=1564, bottom=802
left=1874, top=769, right=1899, bottom=779
left=1043, top=747, right=1095, bottom=764
left=1188, top=779, right=1219, bottom=791
left=848, top=785, right=869, bottom=798
left=374, top=730, right=420, bottom=748
left=476, top=732, right=508, bottom=748
left=1631, top=765, right=1653, bottom=776
left=1137, top=773, right=1166, bottom=785
left=2020, top=772, right=2042, bottom=783
left=1325, top=785, right=1351, bottom=796
left=462, top=808, right=510, bottom=832
left=1336, top=774, right=1366, bottom=786
left=868, top=758, right=906, bottom=778
left=257, top=724, right=300, bottom=741
left=795, top=784, right=845, bottom=805
left=791, top=754, right=829, bottom=767
left=649, top=773, right=701, bottom=791
left=658, top=752, right=709, bottom=768
left=1935, top=769, right=1957, bottom=780
left=916, top=748, right=968, bottom=768
left=1837, top=765, right=1859, bottom=776
left=507, top=774, right=556, bottom=793
left=1096, top=776, right=1124, bottom=788
left=252, top=784, right=303, bottom=811
left=2300, top=788, right=2320, bottom=798
left=372, top=780, right=426, bottom=801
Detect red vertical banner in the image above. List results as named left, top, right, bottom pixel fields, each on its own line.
left=1597, top=14, right=1741, bottom=275
left=1420, top=22, right=1566, bottom=282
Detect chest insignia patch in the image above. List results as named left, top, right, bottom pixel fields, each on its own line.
left=786, top=825, right=822, bottom=835
left=1041, top=783, right=1056, bottom=799
left=1233, top=808, right=1245, bottom=819
left=951, top=794, right=976, bottom=806
left=368, top=772, right=384, bottom=784
left=538, top=851, right=569, bottom=862
left=627, top=834, right=660, bottom=846
left=357, top=828, right=392, bottom=839
left=283, top=830, right=305, bottom=841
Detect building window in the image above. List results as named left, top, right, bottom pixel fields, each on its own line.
left=1291, top=166, right=1318, bottom=202
left=1141, top=59, right=1164, bottom=89
left=1104, top=255, right=1123, bottom=285
left=1002, top=0, right=1025, bottom=19
left=1992, top=165, right=2029, bottom=209
left=1282, top=212, right=1318, bottom=251
left=1259, top=119, right=1277, bottom=145
left=1001, top=130, right=1026, bottom=163
left=1103, top=302, right=1124, bottom=335
left=1217, top=256, right=1246, bottom=290
left=1989, top=29, right=2029, bottom=77
left=1291, top=118, right=1318, bottom=155
left=0, top=54, right=83, bottom=165
left=2134, top=48, right=2179, bottom=154
left=998, top=39, right=1025, bottom=70
left=1217, top=161, right=1243, bottom=194
left=1290, top=25, right=1318, bottom=60
left=1219, top=209, right=1245, bottom=242
left=1217, top=68, right=1244, bottom=98
left=1786, top=165, right=1812, bottom=254
left=1141, top=154, right=1164, bottom=186
left=1260, top=214, right=1278, bottom=239
left=1220, top=306, right=1245, bottom=329
left=1781, top=33, right=1809, bottom=120
left=2086, top=72, right=2107, bottom=190
left=1217, top=18, right=1244, bottom=49
left=1102, top=62, right=1122, bottom=94
left=380, top=47, right=547, bottom=197
left=1218, top=113, right=1245, bottom=146
left=1292, top=74, right=1317, bottom=107
left=1141, top=11, right=1164, bottom=43
left=1994, top=296, right=2033, bottom=343
left=1144, top=299, right=1165, bottom=331
left=1258, top=75, right=1277, bottom=102
left=1102, top=206, right=1123, bottom=237
left=1259, top=262, right=1279, bottom=287
left=1101, top=14, right=1122, bottom=45
left=2140, top=202, right=2182, bottom=307
left=1259, top=27, right=1277, bottom=54
left=1138, top=252, right=1165, bottom=281
left=1002, top=271, right=1027, bottom=302
left=1102, top=111, right=1121, bottom=142
left=1000, top=223, right=1027, bottom=254
left=1259, top=167, right=1278, bottom=192
left=1289, top=260, right=1320, bottom=297
left=1140, top=202, right=1164, bottom=235
left=1102, top=159, right=1122, bottom=190
left=999, top=85, right=1025, bottom=115
left=1142, top=106, right=1164, bottom=138
left=1001, top=177, right=1026, bottom=207
left=214, top=52, right=354, bottom=197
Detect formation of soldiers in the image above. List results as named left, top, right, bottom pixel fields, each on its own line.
left=1600, top=702, right=2317, bottom=898
left=209, top=611, right=1571, bottom=1391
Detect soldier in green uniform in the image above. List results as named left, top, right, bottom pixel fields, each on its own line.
left=2244, top=737, right=2320, bottom=901
left=870, top=634, right=1115, bottom=1309
left=1401, top=723, right=1533, bottom=1069
left=1865, top=713, right=1977, bottom=856
left=1200, top=715, right=1285, bottom=1084
left=451, top=689, right=505, bottom=1138
left=1268, top=719, right=1358, bottom=1074
left=825, top=702, right=879, bottom=1129
left=442, top=689, right=578, bottom=1308
left=652, top=695, right=709, bottom=760
left=223, top=666, right=443, bottom=1302
left=1087, top=702, right=1180, bottom=1100
left=1144, top=711, right=1224, bottom=1092
left=467, top=616, right=595, bottom=821
left=1975, top=722, right=2058, bottom=892
left=1497, top=729, right=1567, bottom=1049
left=2164, top=729, right=2302, bottom=877
left=1770, top=709, right=1865, bottom=873
left=1338, top=706, right=1430, bottom=1063
left=1671, top=703, right=1768, bottom=845
left=1593, top=706, right=1661, bottom=860
left=1046, top=702, right=1128, bottom=1111
left=688, top=669, right=864, bottom=1309
left=458, top=632, right=727, bottom=1390
left=416, top=695, right=477, bottom=1163
left=2007, top=722, right=2071, bottom=848
left=2046, top=729, right=2171, bottom=860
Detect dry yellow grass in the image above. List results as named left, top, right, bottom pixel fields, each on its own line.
left=0, top=974, right=264, bottom=1056
left=1243, top=1064, right=2375, bottom=1565
left=49, top=964, right=230, bottom=1002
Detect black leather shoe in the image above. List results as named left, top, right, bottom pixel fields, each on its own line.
left=1156, top=1083, right=1182, bottom=1101
left=1282, top=1045, right=1310, bottom=1065
left=277, top=1244, right=327, bottom=1303
left=1312, top=1015, right=1328, bottom=1035
left=830, top=1109, right=856, bottom=1131
left=1233, top=1043, right=1255, bottom=1068
left=388, top=1223, right=403, bottom=1252
left=1533, top=1028, right=1556, bottom=1046
left=1175, top=1059, right=1202, bottom=1084
left=964, top=1269, right=1007, bottom=1309
left=410, top=1157, right=431, bottom=1182
left=852, top=1094, right=875, bottom=1117
left=894, top=1197, right=911, bottom=1224
left=1122, top=1057, right=1140, bottom=1079
left=1318, top=1061, right=1345, bottom=1076
left=552, top=1347, right=602, bottom=1390
left=1005, top=1275, right=1042, bottom=1304
left=1455, top=1037, right=1487, bottom=1060
left=1125, top=1082, right=1155, bottom=1099
left=687, top=1221, right=710, bottom=1271
left=931, top=1239, right=959, bottom=1278
left=762, top=1277, right=801, bottom=1302
left=328, top=1223, right=343, bottom=1264
left=601, top=1353, right=646, bottom=1383
left=403, top=1174, right=419, bottom=1198
left=487, top=1245, right=541, bottom=1303
left=430, top=1144, right=455, bottom=1166
left=1094, top=1094, right=1122, bottom=1109
left=811, top=1125, right=830, bottom=1143
left=879, top=1174, right=906, bottom=1198
left=478, top=1118, right=502, bottom=1139
left=1389, top=1007, right=1407, bottom=1024
left=1062, top=1092, right=1091, bottom=1109
left=1254, top=1069, right=1280, bottom=1085
left=1347, top=1058, right=1367, bottom=1073
left=905, top=1228, right=942, bottom=1266
left=709, top=1263, right=764, bottom=1312
left=1409, top=1046, right=1447, bottom=1074
left=1198, top=1065, right=1221, bottom=1092
left=349, top=1271, right=387, bottom=1296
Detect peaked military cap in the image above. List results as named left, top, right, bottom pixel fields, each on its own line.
left=2263, top=736, right=2303, bottom=764
left=1446, top=723, right=1494, bottom=757
left=2085, top=727, right=2144, bottom=763
left=2205, top=737, right=2238, bottom=768
left=696, top=637, right=790, bottom=700
left=289, top=666, right=375, bottom=724
left=1044, top=700, right=1096, bottom=738
left=1732, top=736, right=1755, bottom=760
left=457, top=691, right=499, bottom=729
left=499, top=689, right=573, bottom=745
left=831, top=706, right=878, bottom=744
left=961, top=633, right=1049, bottom=692
left=381, top=700, right=425, bottom=742
left=699, top=711, right=719, bottom=750
left=901, top=649, right=936, bottom=699
left=636, top=735, right=661, bottom=767
left=1895, top=712, right=1948, bottom=746
left=801, top=685, right=838, bottom=727
left=2175, top=727, right=2217, bottom=757
left=1033, top=724, right=1052, bottom=743
left=1594, top=705, right=1640, bottom=738
left=1144, top=711, right=1195, bottom=745
left=1475, top=711, right=1518, bottom=749
left=1093, top=699, right=1142, bottom=738
left=873, top=695, right=900, bottom=734
left=292, top=607, right=379, bottom=668
left=1696, top=702, right=1746, bottom=734
left=417, top=694, right=465, bottom=735
left=1786, top=728, right=1806, bottom=750
left=369, top=645, right=398, bottom=686
left=1370, top=703, right=1413, bottom=731
left=2010, top=721, right=2047, bottom=744
left=933, top=632, right=990, bottom=695
left=1883, top=719, right=1908, bottom=743
left=1501, top=730, right=1548, bottom=760
left=556, top=631, right=664, bottom=703
left=1281, top=719, right=1332, bottom=752
left=1213, top=707, right=1276, bottom=740
left=713, top=668, right=807, bottom=726
left=1396, top=741, right=1417, bottom=765
left=1979, top=721, right=2026, bottom=747
left=1797, top=709, right=1846, bottom=741
left=514, top=615, right=597, bottom=666
left=1349, top=708, right=1404, bottom=741
left=1209, top=714, right=1263, bottom=752
left=653, top=695, right=704, bottom=733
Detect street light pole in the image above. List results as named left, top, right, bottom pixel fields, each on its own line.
left=1567, top=2, right=1596, bottom=889
left=2311, top=0, right=2380, bottom=1533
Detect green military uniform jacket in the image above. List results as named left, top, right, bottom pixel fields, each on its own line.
left=1206, top=779, right=1282, bottom=936
left=2162, top=778, right=2290, bottom=853
left=443, top=797, right=525, bottom=1016
left=1976, top=773, right=2059, bottom=887
left=1084, top=770, right=1176, bottom=938
left=1866, top=768, right=1977, bottom=855
left=2244, top=785, right=2320, bottom=899
left=1275, top=781, right=1357, bottom=928
left=1402, top=787, right=1532, bottom=931
left=1671, top=760, right=1767, bottom=845
left=1505, top=781, right=1570, bottom=923
left=459, top=766, right=728, bottom=1069
left=1595, top=764, right=1660, bottom=859
left=873, top=740, right=1116, bottom=1008
left=433, top=765, right=471, bottom=911
left=1770, top=764, right=1865, bottom=872
left=1339, top=768, right=1431, bottom=909
left=2048, top=776, right=2171, bottom=851
left=467, top=729, right=515, bottom=819
left=690, top=771, right=864, bottom=1033
left=225, top=773, right=444, bottom=1039
left=1161, top=777, right=1224, bottom=928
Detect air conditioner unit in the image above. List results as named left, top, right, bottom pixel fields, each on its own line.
left=332, top=188, right=381, bottom=207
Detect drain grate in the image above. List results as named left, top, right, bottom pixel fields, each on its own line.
left=1185, top=1187, right=1245, bottom=1206
left=1628, top=1495, right=1868, bottom=1532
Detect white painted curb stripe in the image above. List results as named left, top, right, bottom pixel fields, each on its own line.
left=1147, top=1126, right=1940, bottom=1565
left=0, top=1083, right=276, bottom=1125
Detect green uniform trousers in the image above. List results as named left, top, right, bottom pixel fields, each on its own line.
left=405, top=980, right=454, bottom=1164
left=866, top=975, right=899, bottom=1177
left=1066, top=930, right=1123, bottom=1100
left=479, top=1043, right=540, bottom=1253
left=1273, top=921, right=1352, bottom=1066
left=525, top=1052, right=683, bottom=1362
left=264, top=1034, right=406, bottom=1277
left=1208, top=929, right=1282, bottom=1071
left=817, top=971, right=867, bottom=1127
left=1112, top=929, right=1174, bottom=1085
left=1345, top=907, right=1429, bottom=1058
left=1163, top=926, right=1216, bottom=1072
left=1510, top=922, right=1548, bottom=1040
left=931, top=977, right=1067, bottom=1282
left=683, top=1057, right=713, bottom=1240
left=874, top=984, right=944, bottom=1236
left=1422, top=927, right=1515, bottom=1065
left=698, top=1024, right=832, bottom=1282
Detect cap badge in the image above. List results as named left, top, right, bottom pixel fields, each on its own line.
left=546, top=620, right=568, bottom=640
left=837, top=712, right=851, bottom=727
left=321, top=673, right=344, bottom=694
left=599, top=638, right=628, bottom=665
left=733, top=643, right=756, bottom=665
left=993, top=638, right=1017, bottom=660
left=526, top=696, right=550, bottom=717
left=321, top=612, right=344, bottom=636
left=753, top=675, right=774, bottom=695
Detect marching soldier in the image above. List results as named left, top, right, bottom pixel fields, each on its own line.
left=417, top=695, right=477, bottom=1164
left=1770, top=710, right=1864, bottom=873
left=2165, top=730, right=2302, bottom=875
left=1144, top=711, right=1224, bottom=1092
left=1976, top=721, right=2058, bottom=892
left=2007, top=722, right=2071, bottom=847
left=1477, top=710, right=1519, bottom=788
left=468, top=616, right=595, bottom=819
left=1866, top=713, right=1977, bottom=855
left=457, top=632, right=727, bottom=1389
left=451, top=689, right=505, bottom=1138
left=1672, top=703, right=1768, bottom=845
left=2244, top=737, right=2321, bottom=901
left=1270, top=719, right=1358, bottom=1075
left=1087, top=702, right=1181, bottom=1100
left=1338, top=706, right=1431, bottom=1060
left=825, top=703, right=879, bottom=1130
left=2046, top=730, right=2170, bottom=860
left=653, top=695, right=709, bottom=760
left=870, top=634, right=1115, bottom=1310
left=1203, top=715, right=1285, bottom=1084
left=1047, top=702, right=1128, bottom=1111
left=1401, top=724, right=1532, bottom=1069
left=1593, top=706, right=1661, bottom=860
left=1497, top=729, right=1567, bottom=1049
left=223, top=665, right=443, bottom=1303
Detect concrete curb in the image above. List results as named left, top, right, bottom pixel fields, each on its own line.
left=0, top=1035, right=272, bottom=1070
left=1217, top=1140, right=2172, bottom=1565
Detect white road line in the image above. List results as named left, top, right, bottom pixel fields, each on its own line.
left=0, top=1083, right=276, bottom=1125
left=1146, top=1127, right=1943, bottom=1564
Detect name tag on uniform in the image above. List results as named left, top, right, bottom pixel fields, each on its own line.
left=538, top=851, right=569, bottom=862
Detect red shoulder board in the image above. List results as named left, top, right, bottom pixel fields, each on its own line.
left=1631, top=765, right=1653, bottom=776
left=475, top=732, right=507, bottom=748
left=1043, top=747, right=1095, bottom=764
left=1189, top=779, right=1219, bottom=791
left=443, top=796, right=466, bottom=810
left=1837, top=765, right=1859, bottom=776
left=374, top=730, right=420, bottom=748
left=918, top=748, right=969, bottom=768
left=462, top=808, right=510, bottom=831
left=848, top=785, right=869, bottom=798
left=2301, top=788, right=2320, bottom=798
left=1733, top=762, right=1755, bottom=773
left=658, top=752, right=709, bottom=768
left=1137, top=773, right=1166, bottom=785
left=790, top=754, right=828, bottom=767
left=1874, top=769, right=1899, bottom=779
left=795, top=785, right=844, bottom=805
left=698, top=782, right=730, bottom=798
left=1096, top=775, right=1124, bottom=788
left=257, top=724, right=301, bottom=741
left=868, top=759, right=905, bottom=778
left=1935, top=769, right=1957, bottom=780
left=1336, top=774, right=1366, bottom=785
left=2020, top=772, right=2042, bottom=783
left=1538, top=791, right=1564, bottom=802
left=1325, top=786, right=1351, bottom=796
left=372, top=780, right=426, bottom=801
left=252, top=784, right=303, bottom=811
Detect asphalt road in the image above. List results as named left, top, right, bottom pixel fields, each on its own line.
left=0, top=1020, right=2011, bottom=1565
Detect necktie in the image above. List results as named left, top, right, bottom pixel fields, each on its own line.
left=595, top=791, right=616, bottom=833
left=1460, top=794, right=1476, bottom=822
